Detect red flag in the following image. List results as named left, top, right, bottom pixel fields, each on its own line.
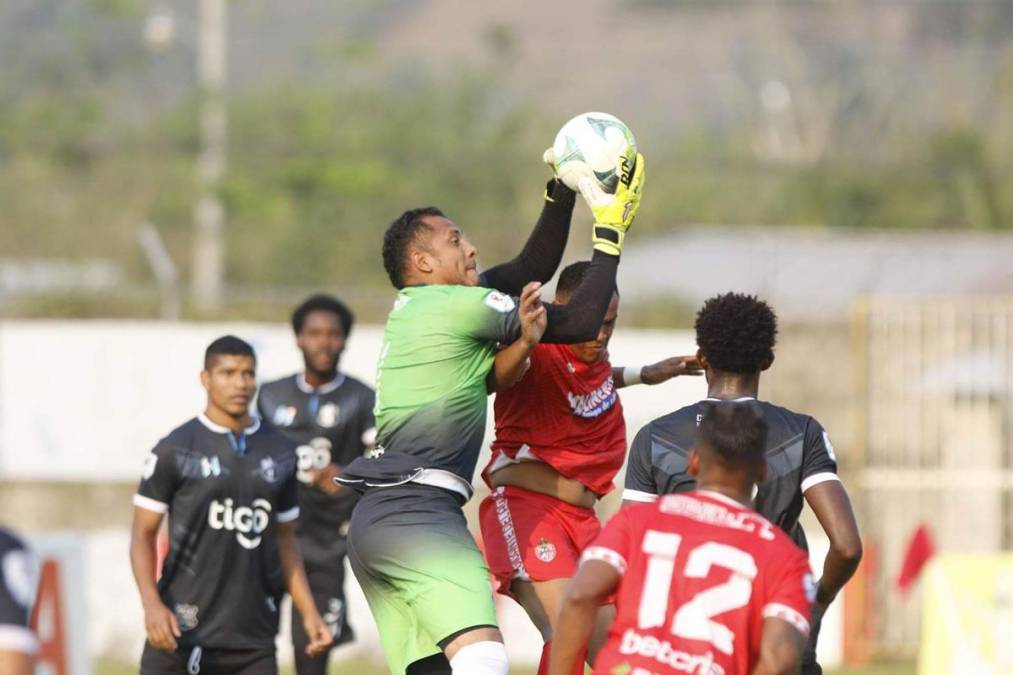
left=896, top=524, right=936, bottom=594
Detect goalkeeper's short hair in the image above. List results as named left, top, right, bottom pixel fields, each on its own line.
left=382, top=207, right=445, bottom=289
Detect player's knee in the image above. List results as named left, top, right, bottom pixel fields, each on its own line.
left=448, top=640, right=508, bottom=675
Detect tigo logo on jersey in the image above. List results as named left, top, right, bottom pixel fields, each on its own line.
left=207, top=498, right=272, bottom=549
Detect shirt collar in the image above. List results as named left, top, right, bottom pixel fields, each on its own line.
left=296, top=373, right=345, bottom=395
left=695, top=489, right=750, bottom=509
left=703, top=396, right=756, bottom=403
left=198, top=413, right=261, bottom=436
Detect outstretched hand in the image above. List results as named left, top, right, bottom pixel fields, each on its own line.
left=518, top=281, right=547, bottom=347
left=642, top=355, right=704, bottom=385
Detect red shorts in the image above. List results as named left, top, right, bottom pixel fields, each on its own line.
left=478, top=485, right=601, bottom=597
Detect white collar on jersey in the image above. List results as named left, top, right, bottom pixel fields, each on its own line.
left=198, top=413, right=262, bottom=436
left=296, top=373, right=345, bottom=395
left=695, top=489, right=750, bottom=508
left=703, top=396, right=757, bottom=403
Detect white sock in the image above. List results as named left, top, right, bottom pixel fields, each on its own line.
left=449, top=640, right=509, bottom=675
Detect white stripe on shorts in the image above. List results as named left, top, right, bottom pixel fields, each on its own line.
left=492, top=487, right=529, bottom=581
left=187, top=645, right=202, bottom=674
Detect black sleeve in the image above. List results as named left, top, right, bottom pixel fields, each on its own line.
left=541, top=250, right=618, bottom=344
left=134, top=439, right=179, bottom=513
left=479, top=180, right=576, bottom=295
left=0, top=531, right=35, bottom=640
left=623, top=425, right=660, bottom=501
left=801, top=418, right=839, bottom=491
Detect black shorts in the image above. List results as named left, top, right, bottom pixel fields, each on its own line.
left=140, top=643, right=276, bottom=675
left=291, top=559, right=354, bottom=651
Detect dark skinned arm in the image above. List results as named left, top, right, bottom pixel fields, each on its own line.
left=805, top=480, right=862, bottom=608
left=750, top=618, right=807, bottom=675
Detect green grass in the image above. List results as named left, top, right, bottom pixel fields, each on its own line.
left=96, top=658, right=915, bottom=675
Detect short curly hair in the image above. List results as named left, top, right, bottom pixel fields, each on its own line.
left=382, top=207, right=444, bottom=289
left=694, top=292, right=778, bottom=374
left=291, top=294, right=353, bottom=337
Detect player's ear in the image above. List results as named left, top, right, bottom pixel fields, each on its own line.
left=760, top=354, right=774, bottom=371
left=200, top=368, right=211, bottom=392
left=696, top=350, right=709, bottom=371
left=410, top=247, right=434, bottom=275
left=688, top=449, right=700, bottom=477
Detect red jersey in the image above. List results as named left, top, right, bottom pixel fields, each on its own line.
left=585, top=491, right=814, bottom=675
left=483, top=343, right=627, bottom=496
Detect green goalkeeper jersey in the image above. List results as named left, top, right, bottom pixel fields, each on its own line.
left=368, top=284, right=521, bottom=485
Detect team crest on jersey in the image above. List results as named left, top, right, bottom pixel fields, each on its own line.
left=534, top=538, right=557, bottom=563
left=174, top=603, right=199, bottom=631
left=317, top=402, right=340, bottom=428
left=273, top=405, right=297, bottom=427
left=484, top=291, right=516, bottom=313
left=260, top=457, right=278, bottom=483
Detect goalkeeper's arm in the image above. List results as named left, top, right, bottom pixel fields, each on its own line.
left=479, top=179, right=576, bottom=296
left=541, top=250, right=618, bottom=344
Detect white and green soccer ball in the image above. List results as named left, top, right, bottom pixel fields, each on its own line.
left=551, top=112, right=637, bottom=195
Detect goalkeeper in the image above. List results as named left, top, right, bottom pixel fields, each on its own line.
left=337, top=151, right=645, bottom=675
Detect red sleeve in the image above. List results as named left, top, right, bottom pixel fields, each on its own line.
left=579, top=505, right=639, bottom=576
left=762, top=544, right=816, bottom=638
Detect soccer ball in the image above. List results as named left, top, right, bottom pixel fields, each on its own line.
left=551, top=112, right=637, bottom=195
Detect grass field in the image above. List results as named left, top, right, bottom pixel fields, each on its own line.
left=96, top=658, right=917, bottom=675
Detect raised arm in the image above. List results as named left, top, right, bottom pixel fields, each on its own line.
left=542, top=153, right=645, bottom=343
left=480, top=180, right=576, bottom=295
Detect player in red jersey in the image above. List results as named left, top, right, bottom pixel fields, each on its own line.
left=478, top=260, right=702, bottom=674
left=550, top=402, right=815, bottom=675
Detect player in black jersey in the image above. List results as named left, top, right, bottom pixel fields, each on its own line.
left=622, top=293, right=862, bottom=675
left=0, top=528, right=36, bottom=675
left=257, top=294, right=376, bottom=675
left=130, top=336, right=332, bottom=675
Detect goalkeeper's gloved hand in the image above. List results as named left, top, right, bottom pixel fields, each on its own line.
left=578, top=152, right=645, bottom=257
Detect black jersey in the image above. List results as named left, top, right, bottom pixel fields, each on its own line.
left=133, top=415, right=299, bottom=650
left=256, top=374, right=375, bottom=564
left=623, top=398, right=840, bottom=549
left=0, top=528, right=36, bottom=655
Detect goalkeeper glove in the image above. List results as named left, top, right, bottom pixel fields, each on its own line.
left=578, top=152, right=645, bottom=257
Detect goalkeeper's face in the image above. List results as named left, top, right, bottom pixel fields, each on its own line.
left=415, top=215, right=481, bottom=287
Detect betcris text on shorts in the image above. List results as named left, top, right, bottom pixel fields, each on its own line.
left=207, top=498, right=272, bottom=549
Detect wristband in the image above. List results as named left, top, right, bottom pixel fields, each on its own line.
left=623, top=366, right=643, bottom=386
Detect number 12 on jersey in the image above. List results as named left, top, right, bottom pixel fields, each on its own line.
left=638, top=530, right=757, bottom=656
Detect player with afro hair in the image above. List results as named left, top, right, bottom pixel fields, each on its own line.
left=622, top=291, right=862, bottom=675
left=694, top=292, right=778, bottom=375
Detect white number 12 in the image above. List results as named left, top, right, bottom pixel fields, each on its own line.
left=637, top=530, right=757, bottom=655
